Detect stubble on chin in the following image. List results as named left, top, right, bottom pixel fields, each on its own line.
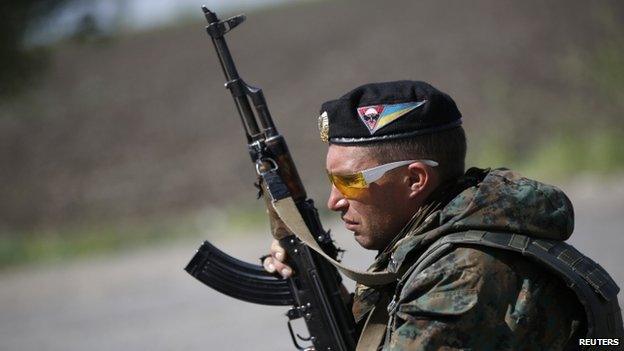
left=354, top=230, right=389, bottom=251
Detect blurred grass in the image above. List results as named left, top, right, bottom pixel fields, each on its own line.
left=470, top=129, right=624, bottom=181
left=0, top=203, right=274, bottom=269
left=0, top=215, right=198, bottom=268
left=524, top=131, right=624, bottom=179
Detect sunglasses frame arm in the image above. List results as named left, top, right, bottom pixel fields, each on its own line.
left=362, top=159, right=439, bottom=184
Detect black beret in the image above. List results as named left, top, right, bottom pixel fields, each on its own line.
left=318, top=80, right=462, bottom=144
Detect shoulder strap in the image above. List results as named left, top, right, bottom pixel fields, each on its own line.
left=401, top=230, right=623, bottom=340
left=355, top=292, right=392, bottom=351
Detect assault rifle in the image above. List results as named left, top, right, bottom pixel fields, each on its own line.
left=185, top=7, right=357, bottom=351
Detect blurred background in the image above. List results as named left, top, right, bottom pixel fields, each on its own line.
left=1, top=0, right=623, bottom=350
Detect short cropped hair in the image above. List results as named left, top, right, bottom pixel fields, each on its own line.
left=366, top=126, right=467, bottom=182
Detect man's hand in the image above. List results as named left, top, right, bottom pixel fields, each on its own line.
left=262, top=239, right=294, bottom=278
left=263, top=239, right=352, bottom=306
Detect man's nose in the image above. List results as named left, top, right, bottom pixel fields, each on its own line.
left=327, top=185, right=349, bottom=212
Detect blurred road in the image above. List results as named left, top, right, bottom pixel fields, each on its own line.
left=1, top=180, right=622, bottom=351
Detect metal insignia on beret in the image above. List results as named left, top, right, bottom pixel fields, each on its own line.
left=356, top=100, right=427, bottom=134
left=318, top=111, right=329, bottom=143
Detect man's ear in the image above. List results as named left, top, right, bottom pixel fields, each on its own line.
left=406, top=162, right=436, bottom=199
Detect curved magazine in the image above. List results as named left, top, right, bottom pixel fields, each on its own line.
left=185, top=240, right=294, bottom=306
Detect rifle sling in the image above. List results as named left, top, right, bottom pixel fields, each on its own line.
left=355, top=291, right=391, bottom=351
left=272, top=196, right=397, bottom=286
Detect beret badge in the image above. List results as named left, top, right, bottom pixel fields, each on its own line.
left=356, top=100, right=426, bottom=135
left=318, top=111, right=329, bottom=143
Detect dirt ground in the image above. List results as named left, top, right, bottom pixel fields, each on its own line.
left=1, top=179, right=623, bottom=351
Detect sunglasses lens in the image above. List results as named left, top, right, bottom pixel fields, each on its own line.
left=327, top=172, right=367, bottom=199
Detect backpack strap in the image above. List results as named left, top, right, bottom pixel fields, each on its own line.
left=395, top=230, right=623, bottom=341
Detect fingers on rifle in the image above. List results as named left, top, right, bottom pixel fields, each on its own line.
left=279, top=265, right=292, bottom=278
left=267, top=239, right=292, bottom=278
left=270, top=239, right=286, bottom=262
left=270, top=256, right=292, bottom=278
left=263, top=256, right=293, bottom=278
left=263, top=256, right=276, bottom=273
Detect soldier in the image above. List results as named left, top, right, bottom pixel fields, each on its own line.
left=263, top=80, right=623, bottom=350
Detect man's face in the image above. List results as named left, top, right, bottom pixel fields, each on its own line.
left=325, top=145, right=423, bottom=250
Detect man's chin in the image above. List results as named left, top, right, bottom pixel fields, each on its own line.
left=353, top=234, right=378, bottom=250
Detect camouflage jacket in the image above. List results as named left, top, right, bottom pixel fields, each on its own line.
left=352, top=168, right=590, bottom=350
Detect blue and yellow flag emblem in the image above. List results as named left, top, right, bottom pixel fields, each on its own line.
left=356, top=100, right=426, bottom=134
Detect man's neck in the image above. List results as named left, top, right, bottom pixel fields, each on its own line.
left=377, top=168, right=488, bottom=256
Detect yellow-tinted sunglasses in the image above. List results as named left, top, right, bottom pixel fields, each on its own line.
left=327, top=159, right=438, bottom=199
